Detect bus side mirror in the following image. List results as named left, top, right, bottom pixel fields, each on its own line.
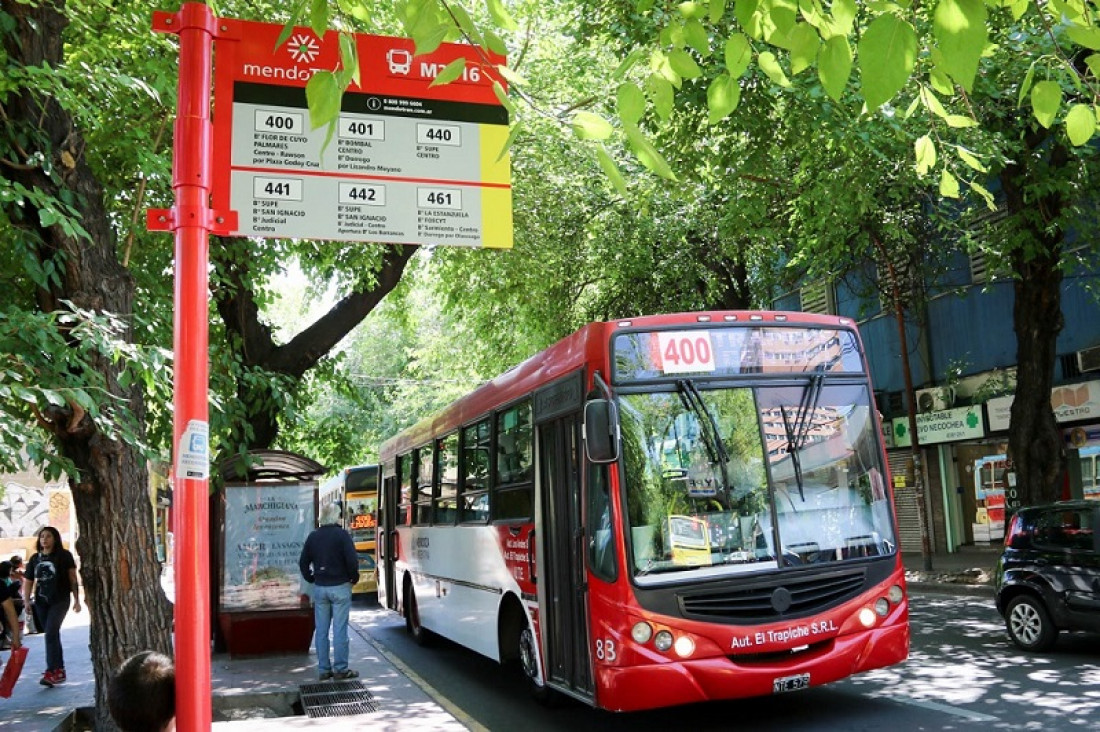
left=584, top=399, right=619, bottom=464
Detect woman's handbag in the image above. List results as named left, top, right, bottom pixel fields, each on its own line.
left=0, top=646, right=28, bottom=698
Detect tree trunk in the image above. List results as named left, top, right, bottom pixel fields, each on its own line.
left=2, top=0, right=173, bottom=726
left=212, top=237, right=417, bottom=450
left=1000, top=143, right=1068, bottom=509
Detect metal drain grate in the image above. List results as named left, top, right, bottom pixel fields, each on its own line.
left=299, top=679, right=378, bottom=718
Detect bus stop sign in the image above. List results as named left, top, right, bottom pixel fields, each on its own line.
left=209, top=17, right=512, bottom=248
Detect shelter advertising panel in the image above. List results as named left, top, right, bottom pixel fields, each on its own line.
left=222, top=482, right=314, bottom=611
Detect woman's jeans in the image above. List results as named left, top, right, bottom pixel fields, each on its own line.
left=39, top=599, right=70, bottom=671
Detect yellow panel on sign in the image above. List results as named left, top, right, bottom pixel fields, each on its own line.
left=478, top=123, right=513, bottom=249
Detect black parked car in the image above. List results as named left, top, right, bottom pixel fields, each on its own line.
left=994, top=500, right=1100, bottom=651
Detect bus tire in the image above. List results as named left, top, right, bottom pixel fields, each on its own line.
left=518, top=617, right=558, bottom=706
left=404, top=577, right=432, bottom=647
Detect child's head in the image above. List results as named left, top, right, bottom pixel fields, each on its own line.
left=108, top=651, right=175, bottom=732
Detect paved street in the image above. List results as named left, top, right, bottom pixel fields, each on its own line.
left=358, top=589, right=1100, bottom=731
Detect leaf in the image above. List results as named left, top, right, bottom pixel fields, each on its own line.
left=1066, top=25, right=1100, bottom=51
left=275, top=1, right=307, bottom=51
left=857, top=14, right=918, bottom=110
left=613, top=49, right=646, bottom=80
left=491, top=80, right=517, bottom=117
left=817, top=35, right=852, bottom=101
left=707, top=74, right=741, bottom=124
left=1030, top=80, right=1061, bottom=128
left=735, top=0, right=763, bottom=39
left=684, top=19, right=711, bottom=56
left=485, top=0, right=519, bottom=31
left=413, top=22, right=450, bottom=56
left=429, top=58, right=467, bottom=87
left=1017, top=62, right=1037, bottom=107
left=646, top=74, right=676, bottom=120
left=933, top=0, right=987, bottom=92
left=678, top=1, right=708, bottom=18
left=1085, top=54, right=1100, bottom=81
left=914, top=135, right=936, bottom=176
left=725, top=33, right=753, bottom=78
left=939, top=168, right=960, bottom=198
left=968, top=179, right=996, bottom=209
left=1065, top=103, right=1097, bottom=145
left=788, top=23, right=820, bottom=75
left=669, top=48, right=704, bottom=79
left=944, top=114, right=978, bottom=128
left=617, top=82, right=647, bottom=125
left=625, top=124, right=678, bottom=181
left=954, top=144, right=988, bottom=172
left=596, top=145, right=629, bottom=196
left=710, top=0, right=728, bottom=23
left=485, top=30, right=508, bottom=57
left=921, top=86, right=948, bottom=118
left=496, top=120, right=522, bottom=162
left=830, top=0, right=857, bottom=37
left=305, top=71, right=341, bottom=129
left=310, top=0, right=328, bottom=39
left=495, top=64, right=528, bottom=87
left=339, top=32, right=360, bottom=87
left=758, top=51, right=792, bottom=87
left=572, top=111, right=614, bottom=141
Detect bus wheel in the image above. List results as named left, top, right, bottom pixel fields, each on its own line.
left=404, top=579, right=432, bottom=646
left=519, top=622, right=557, bottom=706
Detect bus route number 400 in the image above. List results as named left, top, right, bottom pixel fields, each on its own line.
left=773, top=672, right=810, bottom=693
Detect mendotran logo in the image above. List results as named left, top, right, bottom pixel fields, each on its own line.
left=287, top=33, right=320, bottom=64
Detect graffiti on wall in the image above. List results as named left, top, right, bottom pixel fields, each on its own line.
left=0, top=482, right=51, bottom=538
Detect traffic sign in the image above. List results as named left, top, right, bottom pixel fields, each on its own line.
left=211, top=18, right=513, bottom=248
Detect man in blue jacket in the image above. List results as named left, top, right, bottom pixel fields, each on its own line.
left=299, top=503, right=360, bottom=681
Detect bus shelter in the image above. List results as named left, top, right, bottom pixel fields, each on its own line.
left=212, top=449, right=325, bottom=657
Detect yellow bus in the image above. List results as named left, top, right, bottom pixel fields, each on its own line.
left=319, top=464, right=379, bottom=596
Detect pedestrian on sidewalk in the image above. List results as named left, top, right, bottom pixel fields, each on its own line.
left=23, top=526, right=81, bottom=687
left=0, top=562, right=22, bottom=654
left=108, top=650, right=175, bottom=732
left=299, top=503, right=359, bottom=681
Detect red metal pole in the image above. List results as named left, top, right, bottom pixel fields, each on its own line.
left=171, top=3, right=215, bottom=730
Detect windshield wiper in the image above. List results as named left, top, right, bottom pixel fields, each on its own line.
left=780, top=373, right=825, bottom=503
left=676, top=379, right=732, bottom=500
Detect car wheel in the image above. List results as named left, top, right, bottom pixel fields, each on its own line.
left=1005, top=594, right=1058, bottom=652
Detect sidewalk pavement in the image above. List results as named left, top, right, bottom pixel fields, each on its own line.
left=0, top=547, right=1000, bottom=730
left=0, top=604, right=471, bottom=731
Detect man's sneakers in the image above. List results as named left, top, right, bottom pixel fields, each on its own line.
left=39, top=669, right=67, bottom=687
left=319, top=671, right=334, bottom=681
left=333, top=669, right=359, bottom=680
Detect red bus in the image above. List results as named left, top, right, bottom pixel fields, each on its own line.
left=376, top=312, right=908, bottom=712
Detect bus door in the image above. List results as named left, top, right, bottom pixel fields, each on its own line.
left=536, top=411, right=594, bottom=699
left=379, top=472, right=399, bottom=610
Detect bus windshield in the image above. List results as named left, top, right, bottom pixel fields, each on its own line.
left=619, top=381, right=895, bottom=583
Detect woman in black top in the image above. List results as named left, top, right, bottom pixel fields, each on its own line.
left=23, top=526, right=81, bottom=687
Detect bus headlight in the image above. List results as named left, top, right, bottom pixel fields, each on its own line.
left=673, top=636, right=695, bottom=658
left=874, top=598, right=890, bottom=617
left=654, top=630, right=674, bottom=652
left=888, top=584, right=904, bottom=604
left=858, top=607, right=877, bottom=628
left=631, top=622, right=653, bottom=644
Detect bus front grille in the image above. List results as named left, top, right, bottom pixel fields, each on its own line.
left=678, top=567, right=867, bottom=623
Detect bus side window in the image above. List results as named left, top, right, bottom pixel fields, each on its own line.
left=587, top=462, right=617, bottom=581
left=415, top=447, right=433, bottom=525
left=435, top=433, right=459, bottom=525
left=460, top=419, right=491, bottom=522
left=494, top=401, right=533, bottom=520
left=398, top=452, right=414, bottom=527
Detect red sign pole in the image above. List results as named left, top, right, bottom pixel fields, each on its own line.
left=153, top=4, right=215, bottom=729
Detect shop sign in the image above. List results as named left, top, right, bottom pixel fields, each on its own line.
left=986, top=380, right=1100, bottom=432
left=891, top=406, right=985, bottom=447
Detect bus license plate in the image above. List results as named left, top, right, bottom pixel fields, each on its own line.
left=773, top=673, right=810, bottom=693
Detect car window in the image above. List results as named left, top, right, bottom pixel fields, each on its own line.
left=1033, top=508, right=1094, bottom=551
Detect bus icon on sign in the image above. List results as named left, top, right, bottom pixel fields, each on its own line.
left=387, top=49, right=412, bottom=75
